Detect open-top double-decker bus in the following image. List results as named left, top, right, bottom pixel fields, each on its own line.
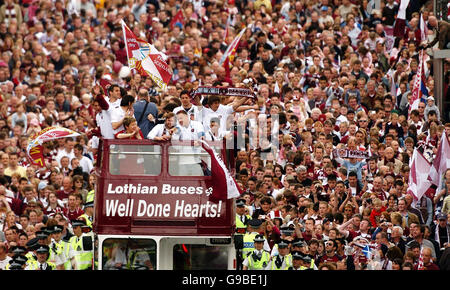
left=93, top=139, right=237, bottom=270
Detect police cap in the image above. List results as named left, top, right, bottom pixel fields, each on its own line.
left=12, top=255, right=27, bottom=264
left=71, top=219, right=86, bottom=227
left=84, top=201, right=94, bottom=208
left=280, top=226, right=295, bottom=235
left=292, top=251, right=304, bottom=260
left=41, top=227, right=53, bottom=235
left=292, top=240, right=307, bottom=248
left=35, top=245, right=50, bottom=254
left=278, top=240, right=289, bottom=248
left=253, top=234, right=265, bottom=243
left=36, top=230, right=49, bottom=240
left=10, top=246, right=27, bottom=256
left=8, top=260, right=24, bottom=270
left=49, top=225, right=64, bottom=233
left=302, top=255, right=312, bottom=263
left=236, top=199, right=246, bottom=207
left=26, top=237, right=40, bottom=250
left=247, top=219, right=263, bottom=228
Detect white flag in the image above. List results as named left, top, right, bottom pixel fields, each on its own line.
left=428, top=131, right=450, bottom=192
left=407, top=149, right=432, bottom=205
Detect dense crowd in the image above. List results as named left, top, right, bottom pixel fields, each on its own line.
left=0, top=0, right=449, bottom=270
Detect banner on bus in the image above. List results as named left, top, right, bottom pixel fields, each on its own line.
left=104, top=182, right=226, bottom=219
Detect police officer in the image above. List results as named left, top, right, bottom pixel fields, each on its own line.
left=59, top=216, right=75, bottom=269
left=291, top=241, right=307, bottom=253
left=242, top=234, right=271, bottom=270
left=10, top=246, right=27, bottom=259
left=36, top=228, right=50, bottom=245
left=267, top=240, right=292, bottom=270
left=6, top=258, right=26, bottom=270
left=5, top=247, right=28, bottom=270
left=236, top=199, right=251, bottom=235
left=290, top=251, right=304, bottom=270
left=68, top=219, right=93, bottom=270
left=79, top=201, right=94, bottom=229
left=26, top=245, right=56, bottom=270
left=271, top=226, right=295, bottom=256
left=48, top=225, right=67, bottom=270
left=86, top=189, right=94, bottom=205
left=300, top=255, right=314, bottom=270
left=25, top=238, right=39, bottom=265
left=235, top=199, right=251, bottom=270
left=291, top=241, right=317, bottom=269
left=242, top=219, right=271, bottom=259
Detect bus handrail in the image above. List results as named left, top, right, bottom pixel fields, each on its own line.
left=110, top=151, right=212, bottom=156
left=109, top=151, right=162, bottom=155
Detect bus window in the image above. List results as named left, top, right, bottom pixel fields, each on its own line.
left=102, top=238, right=156, bottom=270
left=168, top=146, right=211, bottom=176
left=109, top=144, right=161, bottom=176
left=173, top=244, right=229, bottom=270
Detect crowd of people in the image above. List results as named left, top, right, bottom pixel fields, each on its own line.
left=0, top=0, right=449, bottom=270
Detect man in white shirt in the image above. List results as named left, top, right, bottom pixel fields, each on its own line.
left=172, top=110, right=205, bottom=141
left=89, top=92, right=115, bottom=139
left=204, top=117, right=230, bottom=141
left=173, top=90, right=202, bottom=123
left=56, top=138, right=75, bottom=167
left=201, top=95, right=249, bottom=133
left=73, top=143, right=93, bottom=174
left=147, top=112, right=177, bottom=141
left=171, top=110, right=206, bottom=176
left=111, top=95, right=135, bottom=135
left=106, top=84, right=122, bottom=107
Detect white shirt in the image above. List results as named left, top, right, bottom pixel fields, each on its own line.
left=76, top=156, right=93, bottom=174
left=204, top=129, right=229, bottom=141
left=56, top=149, right=75, bottom=167
left=147, top=124, right=172, bottom=140
left=336, top=115, right=349, bottom=126
left=172, top=120, right=205, bottom=142
left=173, top=105, right=203, bottom=123
left=202, top=104, right=234, bottom=132
left=110, top=106, right=126, bottom=134
left=171, top=121, right=205, bottom=165
left=96, top=108, right=115, bottom=139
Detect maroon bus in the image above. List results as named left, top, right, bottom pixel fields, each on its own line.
left=93, top=139, right=237, bottom=270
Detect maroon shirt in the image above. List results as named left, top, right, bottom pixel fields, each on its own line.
left=56, top=189, right=73, bottom=202
left=63, top=207, right=84, bottom=221
left=319, top=253, right=342, bottom=264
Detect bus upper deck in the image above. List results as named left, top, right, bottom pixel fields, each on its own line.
left=93, top=138, right=236, bottom=237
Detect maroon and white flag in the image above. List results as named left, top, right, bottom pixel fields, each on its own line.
left=420, top=13, right=428, bottom=43
left=428, top=131, right=450, bottom=192
left=219, top=27, right=246, bottom=66
left=121, top=20, right=172, bottom=90
left=417, top=246, right=425, bottom=270
left=407, top=148, right=432, bottom=204
left=201, top=141, right=242, bottom=201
